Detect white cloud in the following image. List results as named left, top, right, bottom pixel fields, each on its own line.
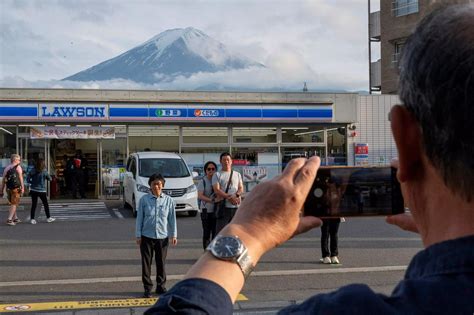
left=0, top=0, right=370, bottom=92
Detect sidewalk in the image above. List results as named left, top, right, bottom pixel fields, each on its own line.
left=4, top=300, right=293, bottom=314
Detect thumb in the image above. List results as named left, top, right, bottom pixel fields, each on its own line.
left=386, top=213, right=419, bottom=233
left=294, top=216, right=323, bottom=237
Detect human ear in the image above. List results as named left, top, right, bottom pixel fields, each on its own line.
left=390, top=105, right=424, bottom=183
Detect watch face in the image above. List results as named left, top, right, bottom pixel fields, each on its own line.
left=212, top=236, right=242, bottom=259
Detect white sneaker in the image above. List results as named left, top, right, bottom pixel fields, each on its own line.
left=30, top=219, right=37, bottom=225
left=46, top=217, right=56, bottom=223
left=320, top=257, right=331, bottom=264
left=331, top=256, right=340, bottom=264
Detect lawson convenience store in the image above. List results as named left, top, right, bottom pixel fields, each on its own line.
left=0, top=88, right=358, bottom=198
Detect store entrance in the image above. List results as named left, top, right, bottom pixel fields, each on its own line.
left=50, top=139, right=98, bottom=199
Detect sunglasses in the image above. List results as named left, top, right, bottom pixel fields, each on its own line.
left=206, top=167, right=216, bottom=171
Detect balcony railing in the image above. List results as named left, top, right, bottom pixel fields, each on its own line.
left=369, top=11, right=380, bottom=40
left=370, top=59, right=381, bottom=89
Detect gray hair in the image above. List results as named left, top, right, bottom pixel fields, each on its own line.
left=10, top=154, right=20, bottom=162
left=398, top=4, right=474, bottom=202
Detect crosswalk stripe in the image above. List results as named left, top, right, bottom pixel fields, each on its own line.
left=34, top=202, right=111, bottom=222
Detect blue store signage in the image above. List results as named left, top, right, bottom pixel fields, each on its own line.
left=0, top=103, right=334, bottom=122
left=40, top=104, right=108, bottom=119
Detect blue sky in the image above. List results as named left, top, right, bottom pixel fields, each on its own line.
left=0, top=0, right=380, bottom=91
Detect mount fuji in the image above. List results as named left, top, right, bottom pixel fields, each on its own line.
left=63, top=27, right=264, bottom=84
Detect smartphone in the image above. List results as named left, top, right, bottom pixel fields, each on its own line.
left=304, top=166, right=404, bottom=217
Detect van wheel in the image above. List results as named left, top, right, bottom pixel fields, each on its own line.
left=132, top=196, right=137, bottom=218
left=188, top=210, right=198, bottom=217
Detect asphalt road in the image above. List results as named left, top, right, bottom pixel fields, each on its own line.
left=0, top=199, right=423, bottom=313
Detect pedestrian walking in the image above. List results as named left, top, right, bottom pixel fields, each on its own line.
left=27, top=159, right=56, bottom=224
left=212, top=152, right=243, bottom=234
left=135, top=173, right=177, bottom=298
left=198, top=161, right=219, bottom=250
left=0, top=154, right=25, bottom=226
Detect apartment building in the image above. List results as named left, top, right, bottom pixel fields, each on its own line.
left=369, top=0, right=473, bottom=94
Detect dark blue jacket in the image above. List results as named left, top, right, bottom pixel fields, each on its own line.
left=145, top=235, right=474, bottom=314
left=27, top=169, right=52, bottom=193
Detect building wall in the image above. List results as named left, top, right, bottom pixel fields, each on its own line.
left=379, top=0, right=472, bottom=94
left=348, top=95, right=399, bottom=166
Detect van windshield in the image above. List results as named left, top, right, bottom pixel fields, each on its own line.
left=139, top=158, right=190, bottom=178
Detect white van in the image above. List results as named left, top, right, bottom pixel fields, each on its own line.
left=123, top=151, right=199, bottom=217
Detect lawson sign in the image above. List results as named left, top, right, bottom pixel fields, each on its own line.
left=40, top=104, right=108, bottom=120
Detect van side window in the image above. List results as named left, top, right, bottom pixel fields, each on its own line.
left=126, top=157, right=132, bottom=171
left=130, top=159, right=137, bottom=178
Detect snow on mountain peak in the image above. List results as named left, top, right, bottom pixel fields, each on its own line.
left=63, top=27, right=262, bottom=84
left=143, top=27, right=246, bottom=67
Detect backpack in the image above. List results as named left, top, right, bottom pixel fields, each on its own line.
left=6, top=164, right=21, bottom=190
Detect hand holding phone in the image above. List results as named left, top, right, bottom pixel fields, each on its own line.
left=304, top=166, right=404, bottom=218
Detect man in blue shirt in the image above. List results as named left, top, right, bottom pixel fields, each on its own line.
left=136, top=173, right=177, bottom=298
left=145, top=5, right=474, bottom=314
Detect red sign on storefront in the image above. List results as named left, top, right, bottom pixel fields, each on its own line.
left=354, top=144, right=369, bottom=155
left=232, top=159, right=250, bottom=166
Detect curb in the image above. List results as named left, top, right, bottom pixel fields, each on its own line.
left=4, top=300, right=297, bottom=314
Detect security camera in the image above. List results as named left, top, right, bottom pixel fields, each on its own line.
left=348, top=124, right=357, bottom=131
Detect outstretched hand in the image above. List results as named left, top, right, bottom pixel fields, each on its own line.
left=225, top=157, right=323, bottom=257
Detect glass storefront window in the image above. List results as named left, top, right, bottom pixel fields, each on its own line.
left=281, top=146, right=326, bottom=169
left=282, top=126, right=325, bottom=143
left=128, top=125, right=179, bottom=153
left=232, top=127, right=277, bottom=144
left=231, top=147, right=279, bottom=192
left=180, top=148, right=227, bottom=177
left=101, top=138, right=127, bottom=198
left=0, top=126, right=17, bottom=161
left=183, top=127, right=228, bottom=144
left=327, top=127, right=347, bottom=165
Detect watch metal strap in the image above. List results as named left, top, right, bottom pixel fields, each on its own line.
left=236, top=248, right=254, bottom=278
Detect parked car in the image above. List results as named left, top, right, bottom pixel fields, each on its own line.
left=123, top=151, right=199, bottom=217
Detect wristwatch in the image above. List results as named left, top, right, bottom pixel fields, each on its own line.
left=206, top=235, right=254, bottom=278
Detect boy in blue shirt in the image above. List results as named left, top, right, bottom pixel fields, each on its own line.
left=135, top=173, right=177, bottom=298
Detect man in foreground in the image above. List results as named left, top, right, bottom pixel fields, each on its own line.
left=145, top=5, right=474, bottom=314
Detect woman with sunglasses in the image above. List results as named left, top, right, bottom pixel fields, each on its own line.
left=197, top=161, right=219, bottom=249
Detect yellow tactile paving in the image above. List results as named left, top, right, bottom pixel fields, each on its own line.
left=0, top=294, right=248, bottom=313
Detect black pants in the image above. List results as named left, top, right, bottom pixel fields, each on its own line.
left=140, top=236, right=168, bottom=292
left=215, top=207, right=238, bottom=234
left=30, top=191, right=51, bottom=219
left=201, top=209, right=217, bottom=250
left=72, top=169, right=85, bottom=198
left=321, top=219, right=341, bottom=257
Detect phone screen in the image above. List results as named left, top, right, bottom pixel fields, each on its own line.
left=303, top=166, right=404, bottom=217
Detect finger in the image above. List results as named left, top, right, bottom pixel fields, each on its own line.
left=294, top=156, right=320, bottom=187
left=293, top=216, right=323, bottom=237
left=386, top=213, right=418, bottom=233
left=281, top=158, right=307, bottom=179
left=390, top=158, right=399, bottom=169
